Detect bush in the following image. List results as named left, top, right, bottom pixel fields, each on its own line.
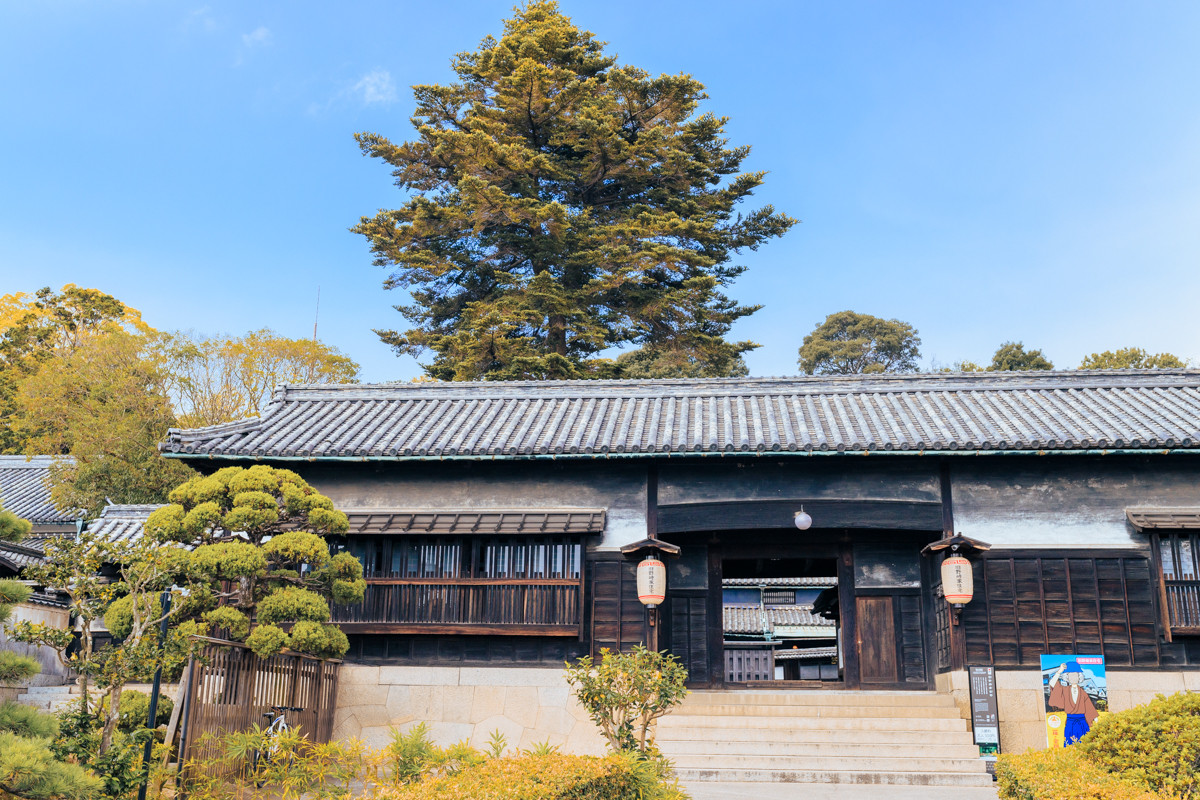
left=97, top=690, right=173, bottom=733
left=0, top=700, right=59, bottom=739
left=564, top=645, right=688, bottom=753
left=996, top=747, right=1159, bottom=800
left=377, top=752, right=687, bottom=800
left=1077, top=691, right=1200, bottom=799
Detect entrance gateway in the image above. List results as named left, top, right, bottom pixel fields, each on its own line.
left=656, top=498, right=943, bottom=690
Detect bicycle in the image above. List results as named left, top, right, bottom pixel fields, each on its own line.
left=251, top=704, right=304, bottom=786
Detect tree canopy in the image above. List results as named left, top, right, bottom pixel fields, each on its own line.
left=797, top=311, right=921, bottom=375
left=354, top=1, right=794, bottom=381
left=145, top=465, right=365, bottom=660
left=989, top=341, right=1054, bottom=372
left=160, top=328, right=361, bottom=427
left=1079, top=347, right=1187, bottom=370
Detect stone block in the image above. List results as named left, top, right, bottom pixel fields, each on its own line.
left=999, top=720, right=1046, bottom=755
left=995, top=670, right=1042, bottom=691
left=1183, top=672, right=1200, bottom=692
left=339, top=666, right=380, bottom=685
left=534, top=706, right=577, bottom=738
left=425, top=721, right=474, bottom=747
left=566, top=697, right=594, bottom=721
left=386, top=685, right=413, bottom=716
left=1106, top=689, right=1133, bottom=712
left=518, top=728, right=567, bottom=752
left=1108, top=671, right=1185, bottom=695
left=460, top=667, right=566, bottom=688
left=331, top=711, right=360, bottom=743
left=997, top=688, right=1043, bottom=722
left=470, top=686, right=507, bottom=724
left=409, top=685, right=445, bottom=722
left=359, top=725, right=395, bottom=749
left=470, top=715, right=525, bottom=753
left=537, top=686, right=570, bottom=708
left=563, top=723, right=606, bottom=756
left=503, top=686, right=540, bottom=728
left=351, top=698, right=397, bottom=729
left=442, top=685, right=475, bottom=724
left=378, top=666, right=460, bottom=686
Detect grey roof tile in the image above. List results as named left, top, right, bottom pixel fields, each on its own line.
left=87, top=504, right=165, bottom=545
left=0, top=456, right=79, bottom=524
left=160, top=371, right=1200, bottom=461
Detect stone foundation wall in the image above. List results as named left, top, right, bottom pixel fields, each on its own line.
left=332, top=665, right=607, bottom=755
left=938, top=669, right=1200, bottom=754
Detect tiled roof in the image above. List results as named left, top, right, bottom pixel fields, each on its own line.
left=88, top=504, right=165, bottom=545
left=723, top=603, right=836, bottom=635
left=774, top=646, right=838, bottom=662
left=723, top=577, right=837, bottom=587
left=0, top=456, right=78, bottom=524
left=160, top=371, right=1200, bottom=460
left=347, top=509, right=606, bottom=535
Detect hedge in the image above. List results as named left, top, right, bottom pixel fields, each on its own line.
left=996, top=747, right=1159, bottom=800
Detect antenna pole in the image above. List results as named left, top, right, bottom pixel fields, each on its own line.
left=313, top=286, right=321, bottom=342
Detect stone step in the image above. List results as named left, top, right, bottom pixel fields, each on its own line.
left=675, top=703, right=962, bottom=719
left=683, top=691, right=957, bottom=708
left=658, top=715, right=970, bottom=732
left=659, top=728, right=975, bottom=746
left=20, top=685, right=72, bottom=694
left=670, top=755, right=990, bottom=774
left=659, top=740, right=983, bottom=759
left=674, top=768, right=996, bottom=787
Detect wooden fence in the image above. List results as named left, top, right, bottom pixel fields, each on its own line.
left=179, top=638, right=341, bottom=770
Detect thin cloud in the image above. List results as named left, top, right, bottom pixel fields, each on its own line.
left=182, top=6, right=217, bottom=32
left=242, top=26, right=272, bottom=48
left=353, top=70, right=397, bottom=105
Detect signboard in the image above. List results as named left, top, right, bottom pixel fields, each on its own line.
left=967, top=665, right=1000, bottom=768
left=1040, top=655, right=1107, bottom=748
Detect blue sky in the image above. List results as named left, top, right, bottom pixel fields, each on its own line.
left=2, top=1, right=1198, bottom=382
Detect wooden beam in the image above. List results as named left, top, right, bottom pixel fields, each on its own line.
left=657, top=499, right=943, bottom=534
left=334, top=623, right=581, bottom=636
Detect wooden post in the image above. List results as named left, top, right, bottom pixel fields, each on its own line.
left=940, top=461, right=968, bottom=671
left=838, top=540, right=860, bottom=689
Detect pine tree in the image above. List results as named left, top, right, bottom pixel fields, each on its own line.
left=354, top=1, right=794, bottom=380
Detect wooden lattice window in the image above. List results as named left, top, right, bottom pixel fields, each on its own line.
left=762, top=589, right=796, bottom=605
left=1153, top=532, right=1200, bottom=635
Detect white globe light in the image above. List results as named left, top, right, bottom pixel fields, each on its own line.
left=794, top=510, right=812, bottom=531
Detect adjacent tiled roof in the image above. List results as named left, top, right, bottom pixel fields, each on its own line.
left=723, top=577, right=837, bottom=587
left=88, top=505, right=165, bottom=545
left=774, top=646, right=838, bottom=662
left=0, top=539, right=52, bottom=572
left=347, top=509, right=606, bottom=535
left=1125, top=507, right=1200, bottom=531
left=160, top=371, right=1200, bottom=460
left=0, top=456, right=78, bottom=524
left=723, top=603, right=836, bottom=636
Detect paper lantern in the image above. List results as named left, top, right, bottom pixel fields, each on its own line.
left=793, top=509, right=812, bottom=530
left=637, top=557, right=666, bottom=608
left=941, top=555, right=974, bottom=604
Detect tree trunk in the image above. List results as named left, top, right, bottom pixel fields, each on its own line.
left=99, top=681, right=123, bottom=754
left=549, top=315, right=567, bottom=357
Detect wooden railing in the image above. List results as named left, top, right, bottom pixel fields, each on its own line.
left=1164, top=580, right=1200, bottom=632
left=331, top=578, right=583, bottom=636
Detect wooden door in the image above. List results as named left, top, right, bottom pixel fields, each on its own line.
left=856, top=596, right=899, bottom=683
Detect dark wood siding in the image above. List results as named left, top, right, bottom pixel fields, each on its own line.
left=667, top=593, right=710, bottom=685
left=588, top=556, right=645, bottom=656
left=344, top=634, right=586, bottom=664
left=963, top=552, right=1162, bottom=667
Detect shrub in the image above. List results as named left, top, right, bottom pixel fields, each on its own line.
left=0, top=700, right=59, bottom=739
left=996, top=747, right=1159, bottom=800
left=378, top=752, right=688, bottom=800
left=1077, top=691, right=1200, bottom=799
left=564, top=645, right=688, bottom=753
left=97, top=690, right=174, bottom=733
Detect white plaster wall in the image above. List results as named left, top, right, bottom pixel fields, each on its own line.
left=332, top=665, right=607, bottom=755
left=938, top=668, right=1200, bottom=755
left=0, top=603, right=71, bottom=683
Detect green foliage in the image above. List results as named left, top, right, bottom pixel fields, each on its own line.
left=97, top=690, right=173, bottom=733
left=202, top=606, right=250, bottom=640
left=245, top=624, right=289, bottom=658
left=286, top=620, right=349, bottom=659
left=0, top=701, right=58, bottom=739
left=14, top=329, right=195, bottom=516
left=0, top=730, right=103, bottom=800
left=989, top=341, right=1054, bottom=371
left=354, top=1, right=792, bottom=381
left=256, top=587, right=330, bottom=625
left=996, top=746, right=1157, bottom=800
left=1079, top=348, right=1188, bottom=370
left=565, top=645, right=689, bottom=753
left=385, top=722, right=486, bottom=784
left=1076, top=691, right=1200, bottom=798
left=0, top=503, right=40, bottom=686
left=0, top=506, right=32, bottom=544
left=102, top=593, right=167, bottom=642
left=615, top=346, right=750, bottom=380
left=797, top=311, right=921, bottom=375
left=158, top=327, right=360, bottom=428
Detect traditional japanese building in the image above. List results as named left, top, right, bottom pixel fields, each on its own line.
left=160, top=370, right=1200, bottom=770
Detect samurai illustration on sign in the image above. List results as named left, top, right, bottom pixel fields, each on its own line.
left=1040, top=655, right=1106, bottom=747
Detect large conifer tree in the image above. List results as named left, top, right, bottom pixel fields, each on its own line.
left=354, top=1, right=795, bottom=380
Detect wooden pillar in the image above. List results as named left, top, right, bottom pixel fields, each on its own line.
left=645, top=463, right=659, bottom=651
left=941, top=461, right=968, bottom=671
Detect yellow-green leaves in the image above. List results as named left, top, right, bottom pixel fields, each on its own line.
left=263, top=531, right=329, bottom=569
left=256, top=587, right=329, bottom=625
left=245, top=624, right=289, bottom=658
left=202, top=607, right=250, bottom=641
left=191, top=542, right=267, bottom=581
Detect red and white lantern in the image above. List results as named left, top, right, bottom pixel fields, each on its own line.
left=941, top=555, right=974, bottom=604
left=637, top=556, right=666, bottom=608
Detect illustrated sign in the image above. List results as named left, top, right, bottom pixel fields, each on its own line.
left=968, top=665, right=1000, bottom=758
left=1040, top=654, right=1107, bottom=748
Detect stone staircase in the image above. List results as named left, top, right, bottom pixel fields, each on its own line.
left=16, top=684, right=77, bottom=714
left=657, top=689, right=994, bottom=787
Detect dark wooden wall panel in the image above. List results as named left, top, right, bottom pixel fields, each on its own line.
left=668, top=593, right=711, bottom=686
left=963, top=552, right=1161, bottom=668
left=588, top=557, right=645, bottom=656
left=898, top=594, right=927, bottom=682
